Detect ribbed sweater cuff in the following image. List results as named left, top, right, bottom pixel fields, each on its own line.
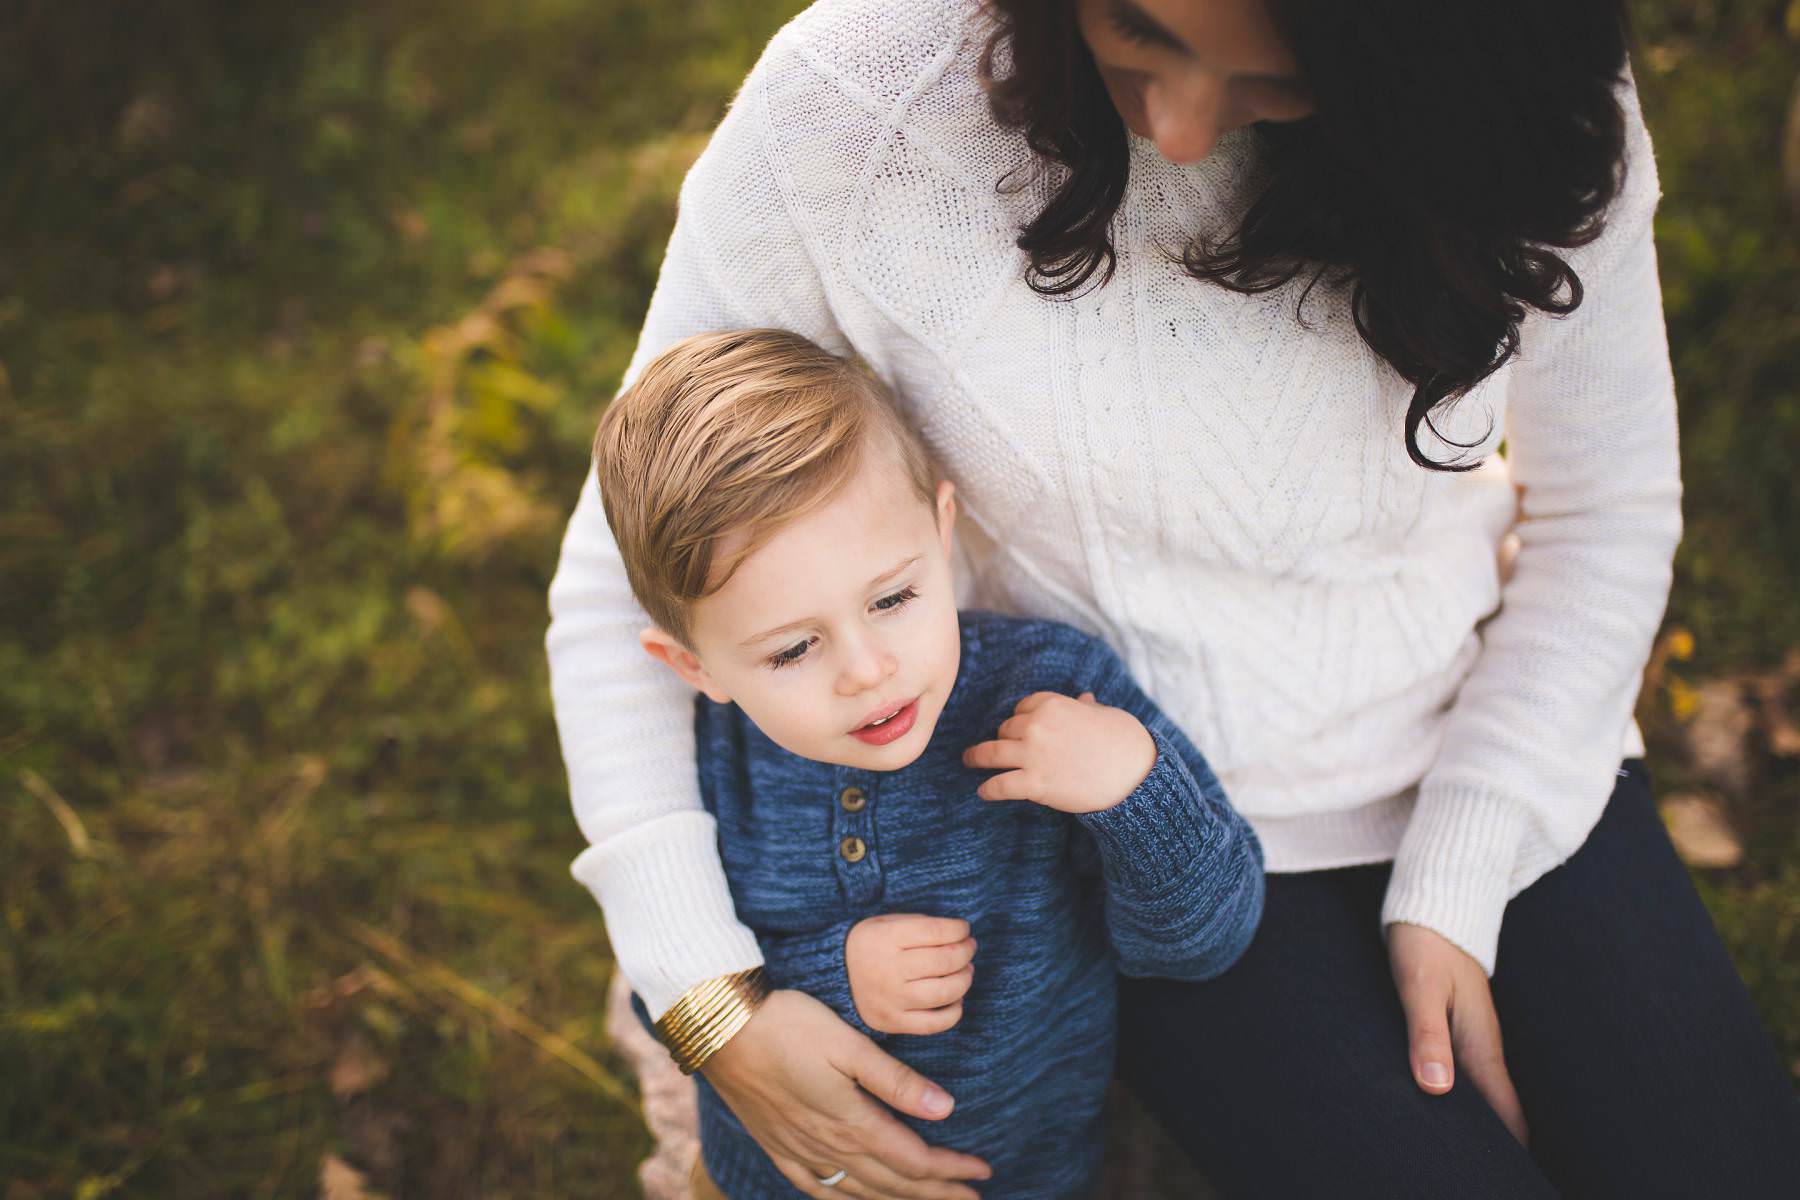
left=1380, top=785, right=1530, bottom=977
left=571, top=810, right=765, bottom=1020
left=1077, top=730, right=1217, bottom=895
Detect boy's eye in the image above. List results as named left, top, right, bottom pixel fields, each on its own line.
left=768, top=636, right=815, bottom=670
left=763, top=588, right=916, bottom=669
left=873, top=586, right=919, bottom=612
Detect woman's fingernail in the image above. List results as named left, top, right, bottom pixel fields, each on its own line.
left=921, top=1086, right=953, bottom=1116
left=1420, top=1062, right=1451, bottom=1088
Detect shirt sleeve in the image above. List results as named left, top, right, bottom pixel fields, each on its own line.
left=1380, top=64, right=1683, bottom=975
left=1072, top=640, right=1266, bottom=981
left=546, top=34, right=849, bottom=1020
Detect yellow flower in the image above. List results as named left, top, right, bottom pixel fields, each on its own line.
left=1667, top=677, right=1700, bottom=722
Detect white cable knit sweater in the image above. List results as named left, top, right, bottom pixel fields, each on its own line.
left=547, top=0, right=1681, bottom=1017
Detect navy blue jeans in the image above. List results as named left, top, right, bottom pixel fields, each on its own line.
left=1117, top=758, right=1800, bottom=1198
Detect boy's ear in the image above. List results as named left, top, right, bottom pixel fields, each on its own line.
left=639, top=627, right=732, bottom=704
left=935, top=478, right=957, bottom=554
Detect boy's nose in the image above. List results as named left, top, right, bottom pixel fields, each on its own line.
left=836, top=639, right=897, bottom=696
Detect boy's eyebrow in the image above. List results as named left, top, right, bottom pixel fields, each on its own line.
left=739, top=555, right=923, bottom=648
left=864, top=554, right=922, bottom=592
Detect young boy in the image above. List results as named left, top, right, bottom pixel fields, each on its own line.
left=593, top=328, right=1264, bottom=1198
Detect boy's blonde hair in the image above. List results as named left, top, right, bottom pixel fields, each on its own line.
left=593, top=328, right=938, bottom=647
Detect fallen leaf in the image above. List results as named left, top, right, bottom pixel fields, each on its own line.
left=319, top=1154, right=384, bottom=1200
left=1687, top=680, right=1754, bottom=793
left=116, top=92, right=174, bottom=149
left=301, top=967, right=374, bottom=1014
left=1660, top=793, right=1744, bottom=869
left=329, top=1034, right=389, bottom=1100
left=393, top=207, right=428, bottom=245
left=1750, top=651, right=1800, bottom=757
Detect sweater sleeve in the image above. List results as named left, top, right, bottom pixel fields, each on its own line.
left=546, top=34, right=849, bottom=1020
left=756, top=920, right=879, bottom=1039
left=1072, top=641, right=1266, bottom=981
left=1380, top=64, right=1683, bottom=975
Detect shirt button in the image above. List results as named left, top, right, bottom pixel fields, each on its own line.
left=839, top=835, right=867, bottom=863
left=839, top=786, right=867, bottom=812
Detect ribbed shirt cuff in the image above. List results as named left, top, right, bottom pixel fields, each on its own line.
left=571, top=810, right=765, bottom=1020
left=1380, top=784, right=1531, bottom=977
left=758, top=918, right=876, bottom=1038
left=1077, top=730, right=1218, bottom=894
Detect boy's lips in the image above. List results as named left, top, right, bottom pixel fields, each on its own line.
left=850, top=697, right=919, bottom=746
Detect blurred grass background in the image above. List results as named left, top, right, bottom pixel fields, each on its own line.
left=1, top=1, right=1796, bottom=1196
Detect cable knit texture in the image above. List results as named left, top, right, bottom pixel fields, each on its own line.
left=547, top=0, right=1681, bottom=1009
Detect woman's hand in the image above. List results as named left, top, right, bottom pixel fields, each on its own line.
left=1387, top=922, right=1529, bottom=1146
left=700, top=988, right=993, bottom=1199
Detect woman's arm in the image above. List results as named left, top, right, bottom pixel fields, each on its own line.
left=551, top=18, right=863, bottom=1021
left=546, top=54, right=844, bottom=1019
left=550, top=33, right=989, bottom=1196
left=1378, top=64, right=1679, bottom=1140
left=551, top=458, right=764, bottom=1017
left=1380, top=64, right=1679, bottom=977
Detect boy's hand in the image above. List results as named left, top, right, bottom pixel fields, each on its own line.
left=961, top=691, right=1155, bottom=813
left=845, top=914, right=977, bottom=1036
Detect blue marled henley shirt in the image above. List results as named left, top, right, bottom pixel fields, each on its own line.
left=682, top=610, right=1265, bottom=1198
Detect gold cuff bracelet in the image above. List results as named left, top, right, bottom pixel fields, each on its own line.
left=652, top=966, right=771, bottom=1075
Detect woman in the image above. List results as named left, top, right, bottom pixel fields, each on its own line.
left=548, top=0, right=1800, bottom=1195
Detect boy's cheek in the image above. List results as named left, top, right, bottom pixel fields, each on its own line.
left=676, top=657, right=736, bottom=706
left=728, top=695, right=846, bottom=764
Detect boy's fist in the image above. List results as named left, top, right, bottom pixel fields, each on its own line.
left=961, top=691, right=1155, bottom=813
left=844, top=914, right=977, bottom=1036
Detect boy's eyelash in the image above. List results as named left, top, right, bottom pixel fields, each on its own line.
left=768, top=637, right=815, bottom=669
left=873, top=585, right=919, bottom=612
left=763, top=587, right=921, bottom=670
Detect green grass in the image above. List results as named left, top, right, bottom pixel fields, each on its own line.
left=1632, top=0, right=1800, bottom=1077
left=2, top=2, right=800, bottom=1194
left=2, top=2, right=1796, bottom=1195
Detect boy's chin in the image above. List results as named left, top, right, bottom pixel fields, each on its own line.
left=843, top=738, right=930, bottom=772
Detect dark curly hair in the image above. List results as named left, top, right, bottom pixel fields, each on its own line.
left=978, top=0, right=1632, bottom=471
